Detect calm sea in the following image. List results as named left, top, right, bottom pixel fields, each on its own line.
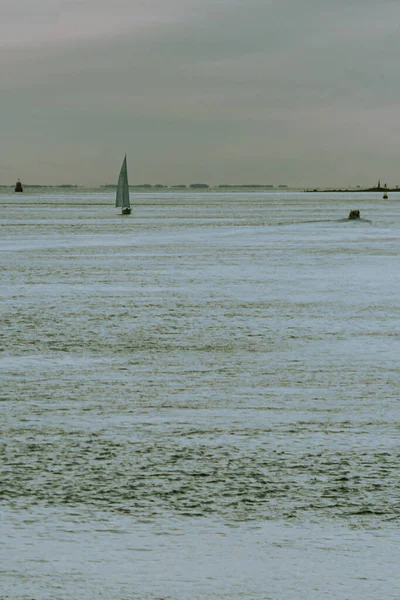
left=1, top=190, right=399, bottom=599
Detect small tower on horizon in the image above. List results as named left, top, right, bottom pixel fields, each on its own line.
left=15, top=179, right=23, bottom=192
left=378, top=178, right=381, bottom=189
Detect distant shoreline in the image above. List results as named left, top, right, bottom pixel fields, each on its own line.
left=0, top=184, right=289, bottom=191
left=1, top=184, right=399, bottom=192
left=306, top=187, right=399, bottom=193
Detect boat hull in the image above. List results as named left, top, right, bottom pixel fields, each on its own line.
left=121, top=207, right=131, bottom=215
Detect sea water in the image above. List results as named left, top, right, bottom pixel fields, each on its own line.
left=1, top=190, right=399, bottom=599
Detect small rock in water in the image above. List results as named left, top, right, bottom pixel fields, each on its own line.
left=348, top=209, right=360, bottom=220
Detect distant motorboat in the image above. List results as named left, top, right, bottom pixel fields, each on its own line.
left=15, top=179, right=23, bottom=192
left=115, top=155, right=131, bottom=215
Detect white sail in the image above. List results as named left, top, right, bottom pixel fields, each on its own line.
left=115, top=155, right=130, bottom=208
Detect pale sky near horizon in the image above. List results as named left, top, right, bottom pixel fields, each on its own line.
left=1, top=0, right=400, bottom=187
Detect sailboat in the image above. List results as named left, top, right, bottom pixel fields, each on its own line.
left=383, top=184, right=388, bottom=200
left=116, top=155, right=131, bottom=215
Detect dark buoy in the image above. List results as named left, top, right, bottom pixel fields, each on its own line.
left=348, top=209, right=360, bottom=220
left=15, top=179, right=23, bottom=192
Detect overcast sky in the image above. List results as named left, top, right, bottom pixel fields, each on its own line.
left=1, top=0, right=400, bottom=186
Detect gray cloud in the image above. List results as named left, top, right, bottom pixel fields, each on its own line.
left=1, top=0, right=400, bottom=186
